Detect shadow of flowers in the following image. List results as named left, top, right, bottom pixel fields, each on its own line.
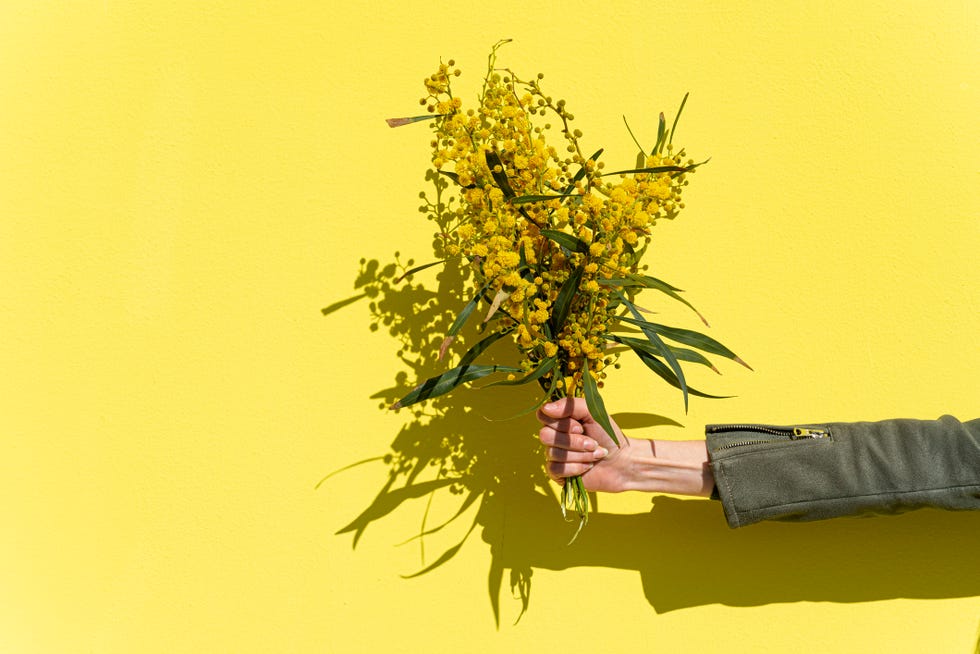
left=321, top=174, right=980, bottom=626
left=323, top=246, right=565, bottom=625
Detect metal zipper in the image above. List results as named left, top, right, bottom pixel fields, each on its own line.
left=707, top=424, right=830, bottom=450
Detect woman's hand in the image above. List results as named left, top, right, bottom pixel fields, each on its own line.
left=536, top=397, right=715, bottom=497
left=536, top=397, right=630, bottom=493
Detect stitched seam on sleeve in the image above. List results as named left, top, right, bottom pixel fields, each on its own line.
left=718, top=463, right=740, bottom=528
left=736, top=483, right=980, bottom=514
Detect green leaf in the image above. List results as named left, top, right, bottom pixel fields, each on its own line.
left=561, top=474, right=590, bottom=543
left=395, top=259, right=449, bottom=283
left=483, top=371, right=558, bottom=421
left=598, top=275, right=682, bottom=292
left=617, top=292, right=689, bottom=411
left=654, top=111, right=666, bottom=154
left=600, top=165, right=691, bottom=177
left=630, top=347, right=733, bottom=399
left=448, top=290, right=482, bottom=337
left=617, top=315, right=751, bottom=370
left=562, top=148, right=603, bottom=195
left=540, top=229, right=589, bottom=254
left=633, top=273, right=683, bottom=292
left=482, top=355, right=557, bottom=387
left=510, top=194, right=576, bottom=205
left=583, top=361, right=620, bottom=446
left=439, top=283, right=489, bottom=359
left=549, top=265, right=584, bottom=335
left=622, top=116, right=646, bottom=156
left=484, top=150, right=515, bottom=198
left=598, top=274, right=708, bottom=325
left=668, top=92, right=689, bottom=147
left=608, top=334, right=718, bottom=372
left=438, top=170, right=476, bottom=189
left=458, top=327, right=514, bottom=368
left=392, top=364, right=522, bottom=409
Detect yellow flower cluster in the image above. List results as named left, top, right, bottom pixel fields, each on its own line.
left=421, top=53, right=695, bottom=397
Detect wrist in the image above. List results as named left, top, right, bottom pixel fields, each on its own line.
left=617, top=439, right=714, bottom=497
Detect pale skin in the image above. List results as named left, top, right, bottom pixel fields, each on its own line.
left=536, top=397, right=715, bottom=497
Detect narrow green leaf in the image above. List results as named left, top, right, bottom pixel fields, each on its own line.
left=392, top=364, right=522, bottom=409
left=583, top=361, right=620, bottom=446
left=482, top=371, right=558, bottom=421
left=540, top=229, right=589, bottom=254
left=600, top=165, right=691, bottom=177
left=510, top=194, right=576, bottom=205
left=439, top=283, right=489, bottom=359
left=458, top=327, right=514, bottom=368
left=598, top=274, right=708, bottom=325
left=630, top=347, right=732, bottom=399
left=447, top=290, right=482, bottom=338
left=485, top=150, right=515, bottom=198
left=550, top=265, right=584, bottom=335
left=608, top=334, right=718, bottom=372
left=622, top=116, right=646, bottom=156
left=617, top=315, right=751, bottom=369
left=598, top=276, right=680, bottom=292
left=482, top=355, right=556, bottom=387
left=617, top=292, right=689, bottom=411
left=654, top=111, right=666, bottom=154
left=632, top=273, right=684, bottom=292
left=562, top=474, right=589, bottom=543
left=668, top=92, right=689, bottom=147
left=438, top=170, right=476, bottom=189
left=634, top=150, right=645, bottom=170
left=562, top=148, right=604, bottom=195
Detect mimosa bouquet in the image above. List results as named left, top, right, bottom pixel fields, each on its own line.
left=387, top=41, right=747, bottom=535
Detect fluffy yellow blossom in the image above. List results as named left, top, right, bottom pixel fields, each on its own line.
left=415, top=51, right=699, bottom=409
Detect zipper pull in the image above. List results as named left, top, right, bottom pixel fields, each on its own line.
left=792, top=427, right=829, bottom=439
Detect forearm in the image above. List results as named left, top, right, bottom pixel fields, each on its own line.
left=615, top=439, right=715, bottom=497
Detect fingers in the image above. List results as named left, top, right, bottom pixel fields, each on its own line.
left=536, top=397, right=591, bottom=423
left=545, top=445, right=607, bottom=464
left=535, top=414, right=584, bottom=436
left=546, top=460, right=595, bottom=482
left=538, top=426, right=597, bottom=453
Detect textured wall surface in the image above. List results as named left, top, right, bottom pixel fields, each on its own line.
left=1, top=1, right=978, bottom=652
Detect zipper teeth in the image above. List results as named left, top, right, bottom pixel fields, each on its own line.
left=711, top=425, right=831, bottom=451
left=707, top=424, right=793, bottom=437
left=716, top=438, right=783, bottom=450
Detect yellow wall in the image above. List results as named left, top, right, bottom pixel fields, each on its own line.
left=2, top=1, right=978, bottom=652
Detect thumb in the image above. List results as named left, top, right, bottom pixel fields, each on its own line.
left=540, top=397, right=592, bottom=422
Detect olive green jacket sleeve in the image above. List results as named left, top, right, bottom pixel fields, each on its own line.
left=704, top=416, right=980, bottom=528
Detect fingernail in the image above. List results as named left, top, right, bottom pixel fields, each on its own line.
left=544, top=401, right=558, bottom=412
left=583, top=439, right=596, bottom=451
left=595, top=447, right=609, bottom=459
